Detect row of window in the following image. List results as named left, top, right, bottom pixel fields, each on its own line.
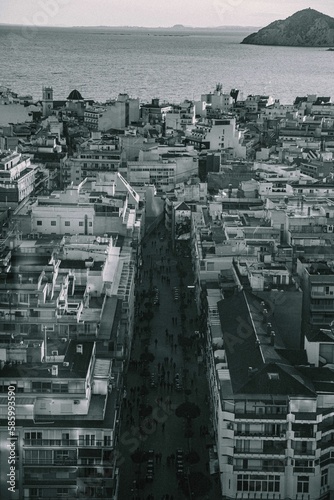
left=36, top=220, right=92, bottom=227
left=236, top=474, right=313, bottom=493
left=237, top=474, right=280, bottom=492
left=24, top=432, right=112, bottom=446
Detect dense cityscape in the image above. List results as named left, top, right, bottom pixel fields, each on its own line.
left=1, top=83, right=334, bottom=500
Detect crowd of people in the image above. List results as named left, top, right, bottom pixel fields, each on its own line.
left=118, top=227, right=214, bottom=500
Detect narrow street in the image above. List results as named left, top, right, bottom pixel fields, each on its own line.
left=117, top=224, right=221, bottom=500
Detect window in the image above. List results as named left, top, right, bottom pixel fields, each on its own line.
left=25, top=449, right=52, bottom=464
left=65, top=221, right=70, bottom=227
left=297, top=476, right=309, bottom=493
left=321, top=469, right=328, bottom=487
left=51, top=221, right=56, bottom=226
left=237, top=475, right=280, bottom=493
left=31, top=382, right=51, bottom=393
left=36, top=220, right=42, bottom=226
left=20, top=293, right=29, bottom=304
left=104, top=436, right=111, bottom=446
left=89, top=222, right=92, bottom=227
left=25, top=432, right=42, bottom=442
left=79, top=221, right=83, bottom=226
left=57, top=488, right=69, bottom=495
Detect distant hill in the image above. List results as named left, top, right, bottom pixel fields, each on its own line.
left=241, top=8, right=334, bottom=46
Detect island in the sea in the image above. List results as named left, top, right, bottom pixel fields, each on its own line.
left=241, top=7, right=334, bottom=47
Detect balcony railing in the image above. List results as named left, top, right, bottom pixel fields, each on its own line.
left=24, top=459, right=77, bottom=466
left=292, top=449, right=315, bottom=456
left=235, top=412, right=287, bottom=420
left=24, top=478, right=77, bottom=486
left=233, top=464, right=285, bottom=472
left=293, top=466, right=315, bottom=474
left=235, top=431, right=286, bottom=438
left=234, top=446, right=286, bottom=455
left=24, top=439, right=111, bottom=447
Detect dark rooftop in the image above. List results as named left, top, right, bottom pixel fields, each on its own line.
left=67, top=89, right=84, bottom=101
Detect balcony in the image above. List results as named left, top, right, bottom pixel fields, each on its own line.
left=320, top=437, right=334, bottom=450
left=293, top=466, right=315, bottom=474
left=319, top=417, right=334, bottom=433
left=24, top=439, right=111, bottom=447
left=24, top=459, right=77, bottom=466
left=292, top=448, right=315, bottom=456
left=233, top=464, right=285, bottom=472
left=234, top=445, right=286, bottom=456
left=24, top=478, right=77, bottom=486
left=234, top=431, right=286, bottom=439
left=293, top=412, right=317, bottom=422
left=234, top=412, right=287, bottom=421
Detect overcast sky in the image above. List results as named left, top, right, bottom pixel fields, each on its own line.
left=2, top=0, right=334, bottom=28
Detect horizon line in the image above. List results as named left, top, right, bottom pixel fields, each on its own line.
left=0, top=22, right=260, bottom=30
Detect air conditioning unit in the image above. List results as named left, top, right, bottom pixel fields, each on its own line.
left=74, top=400, right=80, bottom=405
left=63, top=362, right=69, bottom=367
left=51, top=350, right=58, bottom=356
left=61, top=337, right=67, bottom=342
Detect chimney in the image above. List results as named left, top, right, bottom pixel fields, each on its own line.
left=266, top=322, right=272, bottom=335
left=248, top=366, right=253, bottom=377
left=51, top=365, right=58, bottom=376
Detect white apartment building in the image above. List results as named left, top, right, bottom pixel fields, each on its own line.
left=187, top=118, right=248, bottom=157
left=84, top=94, right=140, bottom=131
left=0, top=150, right=35, bottom=204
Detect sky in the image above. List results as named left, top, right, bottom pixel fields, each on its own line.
left=2, top=0, right=334, bottom=28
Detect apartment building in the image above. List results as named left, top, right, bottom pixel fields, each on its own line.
left=13, top=175, right=142, bottom=240
left=203, top=272, right=334, bottom=499
left=84, top=94, right=140, bottom=132
left=140, top=98, right=172, bottom=125
left=127, top=147, right=198, bottom=192
left=186, top=117, right=250, bottom=158
left=298, top=260, right=334, bottom=339
left=165, top=100, right=196, bottom=131
left=0, top=339, right=121, bottom=500
left=0, top=225, right=138, bottom=498
left=60, top=138, right=124, bottom=187
left=0, top=150, right=35, bottom=205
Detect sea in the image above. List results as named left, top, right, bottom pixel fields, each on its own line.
left=1, top=24, right=334, bottom=105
